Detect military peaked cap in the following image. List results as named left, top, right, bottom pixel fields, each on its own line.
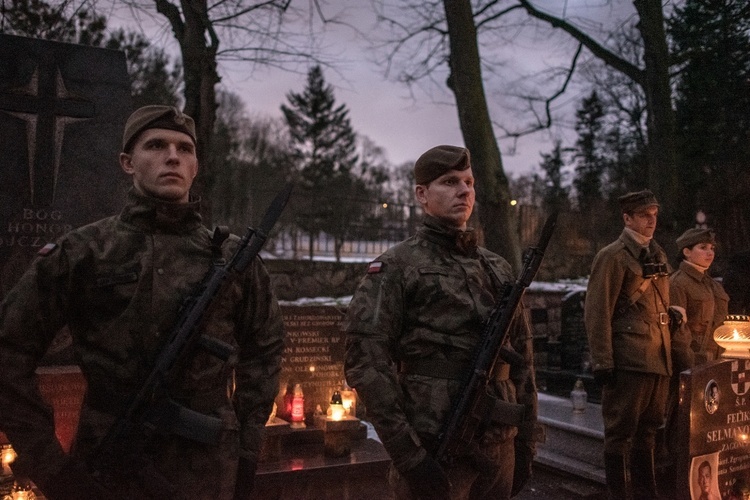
left=122, top=105, right=197, bottom=152
left=676, top=228, right=716, bottom=251
left=414, top=145, right=471, bottom=185
left=619, top=189, right=659, bottom=213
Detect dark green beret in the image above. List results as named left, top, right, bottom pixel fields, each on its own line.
left=619, top=189, right=659, bottom=213
left=122, top=105, right=196, bottom=152
left=414, top=145, right=471, bottom=185
left=677, top=228, right=716, bottom=251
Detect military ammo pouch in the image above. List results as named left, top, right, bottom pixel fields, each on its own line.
left=145, top=398, right=223, bottom=445
left=399, top=359, right=511, bottom=382
left=469, top=388, right=527, bottom=428
left=88, top=389, right=225, bottom=446
left=400, top=360, right=522, bottom=429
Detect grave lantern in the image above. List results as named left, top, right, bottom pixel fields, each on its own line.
left=329, top=391, right=345, bottom=421
left=290, top=384, right=306, bottom=429
left=1, top=445, right=15, bottom=479
left=714, top=315, right=750, bottom=359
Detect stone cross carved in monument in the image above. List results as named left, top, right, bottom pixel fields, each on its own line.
left=0, top=34, right=130, bottom=304
left=0, top=51, right=95, bottom=206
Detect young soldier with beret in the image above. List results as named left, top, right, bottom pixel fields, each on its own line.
left=661, top=228, right=729, bottom=486
left=670, top=228, right=729, bottom=364
left=584, top=189, right=689, bottom=500
left=344, top=145, right=537, bottom=500
left=0, top=105, right=285, bottom=499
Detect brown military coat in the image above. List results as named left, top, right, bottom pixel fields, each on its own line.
left=670, top=260, right=729, bottom=364
left=584, top=229, right=674, bottom=375
left=0, top=190, right=285, bottom=498
left=344, top=216, right=536, bottom=473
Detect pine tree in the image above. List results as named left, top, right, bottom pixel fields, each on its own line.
left=538, top=140, right=570, bottom=214
left=669, top=0, right=750, bottom=252
left=572, top=91, right=606, bottom=213
left=281, top=65, right=359, bottom=260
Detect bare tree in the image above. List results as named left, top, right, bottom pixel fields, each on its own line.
left=372, top=0, right=529, bottom=268
left=517, top=0, right=678, bottom=223
left=119, top=0, right=332, bottom=220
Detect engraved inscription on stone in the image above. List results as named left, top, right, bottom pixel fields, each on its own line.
left=278, top=306, right=346, bottom=420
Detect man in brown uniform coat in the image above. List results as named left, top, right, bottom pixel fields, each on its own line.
left=584, top=190, right=684, bottom=500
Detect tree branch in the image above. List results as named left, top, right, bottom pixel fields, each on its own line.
left=517, top=0, right=645, bottom=86
left=497, top=42, right=583, bottom=139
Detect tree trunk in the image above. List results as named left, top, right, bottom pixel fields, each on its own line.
left=155, top=0, right=220, bottom=223
left=633, top=0, right=678, bottom=223
left=442, top=0, right=522, bottom=270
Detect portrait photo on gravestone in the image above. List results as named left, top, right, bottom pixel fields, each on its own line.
left=676, top=359, right=750, bottom=500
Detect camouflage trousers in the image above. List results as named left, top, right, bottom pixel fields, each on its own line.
left=387, top=435, right=515, bottom=500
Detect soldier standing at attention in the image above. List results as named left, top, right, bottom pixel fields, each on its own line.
left=585, top=189, right=686, bottom=500
left=670, top=228, right=728, bottom=365
left=0, top=106, right=285, bottom=499
left=344, top=145, right=537, bottom=500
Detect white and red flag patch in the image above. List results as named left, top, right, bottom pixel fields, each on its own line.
left=37, top=243, right=58, bottom=256
left=367, top=261, right=384, bottom=274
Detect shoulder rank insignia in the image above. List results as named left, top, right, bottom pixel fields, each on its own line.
left=37, top=243, right=58, bottom=256
left=367, top=261, right=383, bottom=274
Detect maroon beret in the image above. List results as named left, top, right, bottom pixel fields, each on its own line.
left=619, top=189, right=659, bottom=213
left=122, top=105, right=196, bottom=152
left=414, top=145, right=471, bottom=185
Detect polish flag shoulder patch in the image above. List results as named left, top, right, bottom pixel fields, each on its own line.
left=367, top=261, right=384, bottom=274
left=37, top=243, right=58, bottom=256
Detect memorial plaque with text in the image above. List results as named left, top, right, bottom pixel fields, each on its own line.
left=677, top=359, right=750, bottom=499
left=277, top=306, right=347, bottom=423
left=0, top=34, right=131, bottom=297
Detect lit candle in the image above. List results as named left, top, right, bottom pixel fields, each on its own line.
left=329, top=390, right=345, bottom=421
left=1, top=444, right=16, bottom=477
left=290, top=383, right=306, bottom=429
left=340, top=384, right=356, bottom=417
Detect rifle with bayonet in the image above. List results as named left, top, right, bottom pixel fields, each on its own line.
left=435, top=212, right=557, bottom=463
left=89, top=183, right=293, bottom=493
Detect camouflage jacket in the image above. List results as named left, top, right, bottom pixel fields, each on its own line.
left=584, top=229, right=676, bottom=376
left=0, top=189, right=285, bottom=497
left=670, top=260, right=729, bottom=364
left=344, top=216, right=536, bottom=472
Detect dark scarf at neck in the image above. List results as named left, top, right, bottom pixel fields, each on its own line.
left=120, top=188, right=203, bottom=234
left=420, top=215, right=478, bottom=255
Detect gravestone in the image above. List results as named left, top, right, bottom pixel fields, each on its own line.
left=0, top=34, right=131, bottom=300
left=276, top=305, right=349, bottom=424
left=559, top=290, right=588, bottom=372
left=676, top=359, right=750, bottom=499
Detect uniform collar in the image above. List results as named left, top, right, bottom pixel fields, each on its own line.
left=120, top=188, right=203, bottom=233
left=419, top=215, right=478, bottom=255
left=679, top=260, right=709, bottom=280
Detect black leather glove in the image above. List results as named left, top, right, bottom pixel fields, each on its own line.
left=593, top=368, right=615, bottom=387
left=234, top=457, right=258, bottom=500
left=39, top=459, right=109, bottom=500
left=511, top=442, right=534, bottom=497
left=402, top=455, right=450, bottom=500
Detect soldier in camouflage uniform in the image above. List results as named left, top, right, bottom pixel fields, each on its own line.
left=0, top=106, right=285, bottom=499
left=344, top=145, right=537, bottom=500
left=585, top=190, right=689, bottom=500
